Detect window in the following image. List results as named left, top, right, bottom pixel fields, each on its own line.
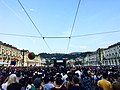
left=117, top=46, right=119, bottom=49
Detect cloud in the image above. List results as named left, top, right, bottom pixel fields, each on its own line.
left=30, top=8, right=34, bottom=11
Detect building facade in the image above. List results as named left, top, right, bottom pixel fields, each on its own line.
left=84, top=52, right=97, bottom=66
left=0, top=41, right=41, bottom=66
left=103, top=42, right=120, bottom=66
left=0, top=41, right=22, bottom=66
left=83, top=42, right=120, bottom=66
left=96, top=48, right=106, bottom=66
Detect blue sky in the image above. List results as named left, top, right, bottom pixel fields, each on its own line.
left=0, top=0, right=120, bottom=54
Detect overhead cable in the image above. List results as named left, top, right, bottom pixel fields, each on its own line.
left=0, top=30, right=120, bottom=38
left=66, top=0, right=81, bottom=52
left=71, top=30, right=120, bottom=37
left=17, top=0, right=52, bottom=52
left=0, top=33, right=41, bottom=38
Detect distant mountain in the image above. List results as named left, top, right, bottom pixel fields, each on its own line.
left=70, top=52, right=82, bottom=55
left=39, top=52, right=84, bottom=60
left=79, top=52, right=93, bottom=57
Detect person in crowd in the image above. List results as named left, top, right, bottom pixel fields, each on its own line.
left=26, top=77, right=34, bottom=90
left=93, top=72, right=102, bottom=90
left=112, top=73, right=120, bottom=90
left=66, top=72, right=73, bottom=90
left=49, top=76, right=55, bottom=85
left=82, top=70, right=93, bottom=90
left=43, top=76, right=55, bottom=90
left=16, top=71, right=22, bottom=83
left=0, top=65, right=120, bottom=90
left=19, top=78, right=26, bottom=90
left=51, top=77, right=67, bottom=90
left=33, top=77, right=45, bottom=90
left=97, top=72, right=112, bottom=90
left=7, top=82, right=21, bottom=90
left=69, top=76, right=83, bottom=90
left=2, top=74, right=18, bottom=90
left=1, top=76, right=9, bottom=90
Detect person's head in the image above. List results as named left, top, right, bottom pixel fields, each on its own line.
left=7, top=74, right=17, bottom=86
left=67, top=72, right=73, bottom=81
left=33, top=78, right=41, bottom=88
left=112, top=73, right=118, bottom=80
left=73, top=76, right=79, bottom=84
left=55, top=77, right=63, bottom=86
left=83, top=70, right=89, bottom=76
left=56, top=74, right=62, bottom=79
left=87, top=70, right=91, bottom=76
left=19, top=78, right=26, bottom=87
left=27, top=77, right=33, bottom=85
left=16, top=71, right=21, bottom=78
left=43, top=76, right=49, bottom=84
left=102, top=73, right=108, bottom=79
left=50, top=76, right=54, bottom=83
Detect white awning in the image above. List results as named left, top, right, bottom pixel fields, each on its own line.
left=0, top=62, right=8, bottom=65
left=57, top=60, right=63, bottom=63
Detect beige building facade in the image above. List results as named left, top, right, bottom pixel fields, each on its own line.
left=0, top=41, right=41, bottom=66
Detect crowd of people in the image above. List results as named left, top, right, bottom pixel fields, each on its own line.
left=0, top=65, right=120, bottom=90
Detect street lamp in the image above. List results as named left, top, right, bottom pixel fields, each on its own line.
left=21, top=49, right=24, bottom=67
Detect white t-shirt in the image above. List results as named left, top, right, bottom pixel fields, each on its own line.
left=26, top=84, right=31, bottom=90
left=2, top=82, right=8, bottom=90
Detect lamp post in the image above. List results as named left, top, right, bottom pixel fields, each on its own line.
left=21, top=49, right=24, bottom=67
left=63, top=58, right=67, bottom=68
left=52, top=57, right=56, bottom=67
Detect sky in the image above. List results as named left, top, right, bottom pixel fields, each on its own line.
left=0, top=0, right=120, bottom=54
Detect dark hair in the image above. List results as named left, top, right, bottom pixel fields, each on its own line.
left=55, top=77, right=63, bottom=85
left=74, top=73, right=79, bottom=77
left=33, top=78, right=41, bottom=88
left=67, top=72, right=73, bottom=81
left=56, top=74, right=62, bottom=78
left=27, top=77, right=33, bottom=84
left=102, top=73, right=108, bottom=79
left=112, top=73, right=118, bottom=79
left=50, top=76, right=54, bottom=82
left=16, top=71, right=21, bottom=77
left=43, top=76, right=49, bottom=84
left=73, top=77, right=79, bottom=84
left=19, top=78, right=26, bottom=87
